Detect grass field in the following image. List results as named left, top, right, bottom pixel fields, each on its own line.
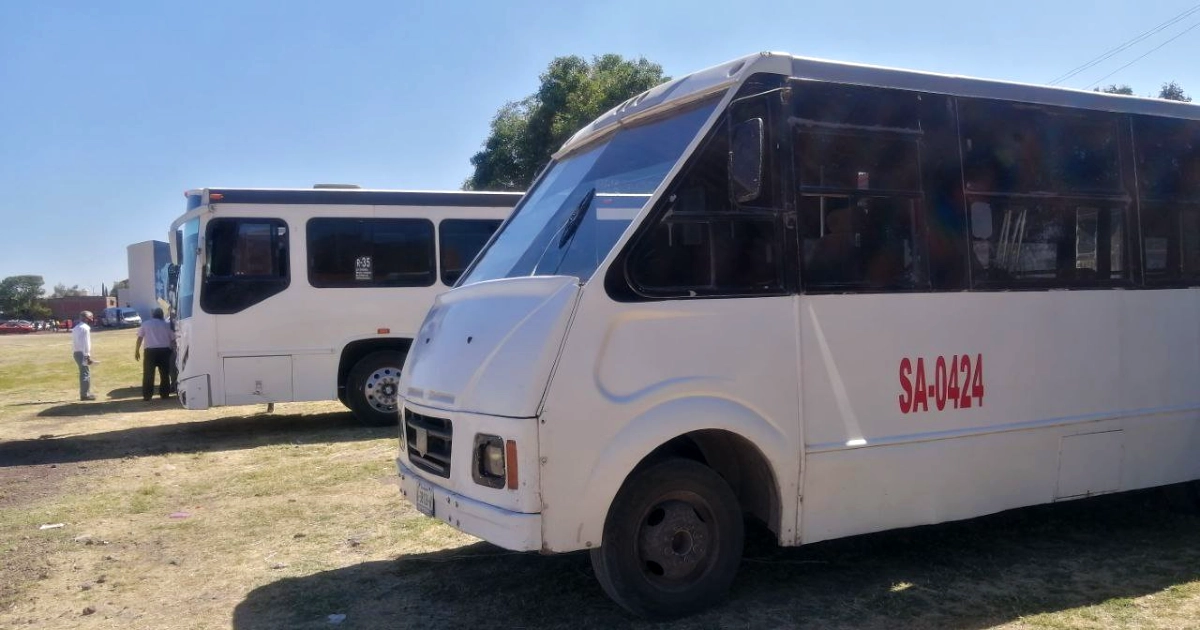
left=1, top=329, right=1199, bottom=629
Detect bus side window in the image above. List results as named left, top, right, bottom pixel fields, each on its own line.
left=792, top=82, right=924, bottom=292
left=439, top=219, right=503, bottom=286
left=307, top=218, right=435, bottom=288
left=201, top=218, right=290, bottom=314
left=1134, top=116, right=1200, bottom=285
left=961, top=99, right=1127, bottom=288
left=628, top=105, right=785, bottom=297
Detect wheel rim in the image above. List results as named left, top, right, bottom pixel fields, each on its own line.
left=363, top=366, right=400, bottom=413
left=635, top=491, right=718, bottom=589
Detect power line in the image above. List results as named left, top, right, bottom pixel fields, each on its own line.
left=1086, top=19, right=1200, bottom=89
left=1050, top=4, right=1200, bottom=85
left=1049, top=3, right=1200, bottom=85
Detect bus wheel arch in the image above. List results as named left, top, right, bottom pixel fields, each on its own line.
left=634, top=430, right=782, bottom=537
left=563, top=397, right=796, bottom=554
left=338, top=339, right=411, bottom=425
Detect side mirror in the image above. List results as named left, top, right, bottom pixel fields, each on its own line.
left=970, top=201, right=993, bottom=240
left=729, top=117, right=764, bottom=204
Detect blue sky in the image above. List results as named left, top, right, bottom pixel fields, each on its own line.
left=1, top=0, right=1198, bottom=293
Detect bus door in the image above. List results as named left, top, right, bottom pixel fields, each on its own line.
left=204, top=216, right=294, bottom=405
left=621, top=82, right=806, bottom=540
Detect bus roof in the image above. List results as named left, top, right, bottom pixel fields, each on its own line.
left=183, top=188, right=523, bottom=210
left=559, top=52, right=1200, bottom=157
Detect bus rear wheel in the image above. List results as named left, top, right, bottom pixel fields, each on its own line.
left=589, top=458, right=743, bottom=620
left=346, top=351, right=405, bottom=426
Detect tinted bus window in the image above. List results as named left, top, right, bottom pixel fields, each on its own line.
left=202, top=218, right=289, bottom=314
left=177, top=218, right=199, bottom=319
left=1134, top=116, right=1200, bottom=202
left=959, top=99, right=1128, bottom=288
left=1141, top=204, right=1200, bottom=284
left=439, top=219, right=502, bottom=286
left=967, top=201, right=1127, bottom=285
left=627, top=105, right=785, bottom=297
left=308, top=218, right=435, bottom=288
left=960, top=100, right=1121, bottom=195
left=793, top=83, right=925, bottom=291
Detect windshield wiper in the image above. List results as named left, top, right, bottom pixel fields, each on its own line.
left=557, top=187, right=596, bottom=249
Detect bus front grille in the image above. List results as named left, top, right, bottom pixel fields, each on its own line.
left=404, top=409, right=453, bottom=478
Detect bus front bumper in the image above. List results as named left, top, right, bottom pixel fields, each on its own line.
left=396, top=459, right=542, bottom=552
left=178, top=374, right=211, bottom=410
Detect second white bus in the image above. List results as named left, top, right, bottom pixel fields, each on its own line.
left=169, top=187, right=520, bottom=425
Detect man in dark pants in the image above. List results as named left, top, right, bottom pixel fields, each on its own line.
left=134, top=308, right=173, bottom=400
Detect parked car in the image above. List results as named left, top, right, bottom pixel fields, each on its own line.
left=101, top=307, right=119, bottom=327
left=118, top=308, right=141, bottom=327
left=102, top=307, right=142, bottom=328
left=0, top=320, right=35, bottom=334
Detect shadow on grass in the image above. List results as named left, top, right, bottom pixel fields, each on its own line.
left=7, top=386, right=169, bottom=412
left=37, top=396, right=179, bottom=417
left=6, top=399, right=80, bottom=407
left=106, top=385, right=144, bottom=399
left=33, top=385, right=176, bottom=415
left=0, top=411, right=393, bottom=467
left=233, top=489, right=1200, bottom=630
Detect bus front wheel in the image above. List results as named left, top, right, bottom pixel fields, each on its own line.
left=589, top=458, right=744, bottom=620
left=346, top=351, right=405, bottom=426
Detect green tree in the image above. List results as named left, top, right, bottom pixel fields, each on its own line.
left=1096, top=84, right=1134, bottom=95
left=1158, top=81, right=1192, bottom=102
left=51, top=283, right=88, bottom=298
left=465, top=54, right=668, bottom=191
left=0, top=275, right=51, bottom=319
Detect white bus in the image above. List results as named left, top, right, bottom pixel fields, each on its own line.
left=393, top=52, right=1200, bottom=618
left=168, top=187, right=521, bottom=425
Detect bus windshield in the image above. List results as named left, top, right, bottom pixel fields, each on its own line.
left=461, top=95, right=721, bottom=286
left=176, top=218, right=200, bottom=319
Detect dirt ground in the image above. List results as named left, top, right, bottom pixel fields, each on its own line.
left=2, top=329, right=1199, bottom=629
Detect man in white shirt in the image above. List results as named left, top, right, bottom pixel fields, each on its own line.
left=72, top=311, right=96, bottom=401
left=134, top=308, right=174, bottom=401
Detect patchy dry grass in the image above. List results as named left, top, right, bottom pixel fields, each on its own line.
left=2, top=331, right=1199, bottom=629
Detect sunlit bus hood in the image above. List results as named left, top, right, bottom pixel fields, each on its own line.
left=399, top=276, right=581, bottom=418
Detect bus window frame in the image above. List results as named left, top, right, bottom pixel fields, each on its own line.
left=200, top=216, right=291, bottom=315
left=306, top=217, right=437, bottom=289
left=612, top=77, right=796, bottom=301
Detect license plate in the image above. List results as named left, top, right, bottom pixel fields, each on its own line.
left=416, top=481, right=436, bottom=517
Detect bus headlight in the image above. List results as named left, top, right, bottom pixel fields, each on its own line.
left=472, top=434, right=519, bottom=490
left=472, top=434, right=506, bottom=488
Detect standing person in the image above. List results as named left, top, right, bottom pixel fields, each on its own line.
left=168, top=316, right=179, bottom=394
left=135, top=308, right=173, bottom=401
left=72, top=311, right=96, bottom=401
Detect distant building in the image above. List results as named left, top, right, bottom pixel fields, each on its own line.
left=46, top=296, right=115, bottom=320
left=126, top=241, right=172, bottom=319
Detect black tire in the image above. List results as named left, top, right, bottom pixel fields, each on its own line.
left=1163, top=480, right=1200, bottom=514
left=1183, top=480, right=1200, bottom=512
left=589, top=458, right=744, bottom=620
left=346, top=351, right=405, bottom=426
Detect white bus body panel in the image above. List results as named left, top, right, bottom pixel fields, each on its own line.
left=222, top=355, right=293, bottom=405
left=399, top=281, right=1200, bottom=554
left=394, top=277, right=577, bottom=532
left=797, top=290, right=1200, bottom=544
left=176, top=200, right=513, bottom=410
left=397, top=400, right=544, bottom=518
left=537, top=286, right=802, bottom=551
left=401, top=275, right=580, bottom=418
